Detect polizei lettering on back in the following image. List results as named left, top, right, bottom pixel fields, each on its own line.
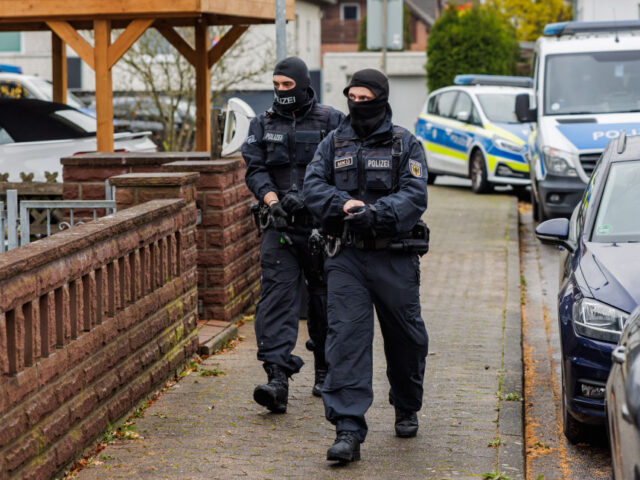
left=263, top=131, right=287, bottom=144
left=367, top=159, right=390, bottom=168
left=334, top=157, right=354, bottom=169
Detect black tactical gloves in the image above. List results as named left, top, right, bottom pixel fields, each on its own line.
left=344, top=205, right=376, bottom=233
left=280, top=192, right=305, bottom=214
left=269, top=202, right=289, bottom=231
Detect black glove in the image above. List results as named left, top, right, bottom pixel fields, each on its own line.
left=280, top=192, right=305, bottom=214
left=269, top=202, right=289, bottom=231
left=344, top=205, right=376, bottom=233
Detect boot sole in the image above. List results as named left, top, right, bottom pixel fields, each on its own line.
left=253, top=388, right=287, bottom=413
left=327, top=450, right=361, bottom=463
left=395, top=427, right=418, bottom=438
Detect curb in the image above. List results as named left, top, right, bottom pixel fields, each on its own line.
left=497, top=195, right=525, bottom=479
left=199, top=323, right=239, bottom=355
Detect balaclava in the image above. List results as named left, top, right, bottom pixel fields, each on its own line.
left=343, top=69, right=390, bottom=138
left=273, top=56, right=310, bottom=113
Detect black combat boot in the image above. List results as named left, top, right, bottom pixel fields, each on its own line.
left=253, top=363, right=288, bottom=413
left=311, top=350, right=328, bottom=397
left=327, top=431, right=361, bottom=463
left=394, top=407, right=419, bottom=438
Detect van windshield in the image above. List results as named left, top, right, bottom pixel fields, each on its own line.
left=544, top=51, right=640, bottom=115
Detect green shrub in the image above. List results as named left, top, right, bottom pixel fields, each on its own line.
left=426, top=4, right=520, bottom=91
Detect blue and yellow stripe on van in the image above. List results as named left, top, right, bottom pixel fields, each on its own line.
left=414, top=113, right=530, bottom=178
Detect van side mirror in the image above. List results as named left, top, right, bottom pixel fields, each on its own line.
left=535, top=218, right=575, bottom=252
left=515, top=93, right=536, bottom=123
left=455, top=110, right=470, bottom=122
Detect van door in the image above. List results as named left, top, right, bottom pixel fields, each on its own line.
left=446, top=91, right=476, bottom=175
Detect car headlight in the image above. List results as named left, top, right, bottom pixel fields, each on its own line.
left=542, top=146, right=578, bottom=177
left=493, top=136, right=525, bottom=154
left=572, top=298, right=628, bottom=343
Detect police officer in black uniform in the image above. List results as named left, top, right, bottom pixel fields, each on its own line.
left=303, top=69, right=429, bottom=462
left=242, top=57, right=344, bottom=413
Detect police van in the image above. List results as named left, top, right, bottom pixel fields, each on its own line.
left=414, top=74, right=533, bottom=193
left=516, top=21, right=640, bottom=220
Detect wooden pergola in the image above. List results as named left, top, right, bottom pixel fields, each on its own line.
left=0, top=1, right=294, bottom=152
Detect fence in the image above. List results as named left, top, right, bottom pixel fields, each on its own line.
left=1, top=182, right=116, bottom=251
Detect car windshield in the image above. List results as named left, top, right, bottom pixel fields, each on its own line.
left=591, top=161, right=640, bottom=243
left=476, top=93, right=520, bottom=123
left=545, top=51, right=640, bottom=115
left=30, top=77, right=86, bottom=110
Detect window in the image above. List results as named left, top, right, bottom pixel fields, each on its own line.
left=452, top=92, right=473, bottom=122
left=0, top=32, right=21, bottom=53
left=434, top=91, right=458, bottom=118
left=342, top=3, right=360, bottom=20
left=0, top=80, right=34, bottom=99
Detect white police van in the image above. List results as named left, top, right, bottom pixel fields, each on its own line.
left=516, top=21, right=640, bottom=220
left=415, top=74, right=533, bottom=193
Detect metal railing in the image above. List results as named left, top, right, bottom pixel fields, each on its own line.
left=1, top=181, right=116, bottom=251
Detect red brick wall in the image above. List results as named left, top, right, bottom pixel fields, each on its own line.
left=161, top=160, right=260, bottom=322
left=0, top=177, right=198, bottom=480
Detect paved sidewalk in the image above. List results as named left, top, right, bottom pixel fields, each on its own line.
left=75, top=184, right=522, bottom=480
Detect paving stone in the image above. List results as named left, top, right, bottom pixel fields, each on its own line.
left=75, top=185, right=521, bottom=479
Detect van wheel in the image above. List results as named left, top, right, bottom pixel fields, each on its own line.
left=531, top=189, right=540, bottom=222
left=470, top=150, right=490, bottom=193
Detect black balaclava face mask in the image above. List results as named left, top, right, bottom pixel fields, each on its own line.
left=273, top=56, right=310, bottom=113
left=343, top=69, right=390, bottom=138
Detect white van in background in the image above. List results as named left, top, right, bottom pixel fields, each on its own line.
left=516, top=21, right=640, bottom=220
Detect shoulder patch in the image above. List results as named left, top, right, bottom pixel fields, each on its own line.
left=245, top=135, right=256, bottom=145
left=334, top=156, right=353, bottom=169
left=409, top=159, right=423, bottom=178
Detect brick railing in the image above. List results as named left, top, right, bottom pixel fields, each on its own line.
left=62, top=154, right=261, bottom=326
left=0, top=177, right=198, bottom=479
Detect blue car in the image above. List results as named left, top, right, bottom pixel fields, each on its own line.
left=536, top=132, right=640, bottom=443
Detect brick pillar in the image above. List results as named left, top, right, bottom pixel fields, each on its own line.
left=109, top=172, right=199, bottom=211
left=162, top=160, right=260, bottom=323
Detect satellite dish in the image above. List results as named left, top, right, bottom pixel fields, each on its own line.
left=221, top=97, right=256, bottom=157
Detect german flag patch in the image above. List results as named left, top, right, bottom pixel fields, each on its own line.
left=409, top=159, right=423, bottom=178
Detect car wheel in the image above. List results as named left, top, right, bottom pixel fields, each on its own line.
left=562, top=373, right=586, bottom=444
left=470, top=150, right=490, bottom=194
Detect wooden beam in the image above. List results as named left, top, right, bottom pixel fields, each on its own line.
left=208, top=25, right=248, bottom=69
left=194, top=19, right=210, bottom=152
left=94, top=19, right=114, bottom=152
left=51, top=32, right=67, bottom=104
left=107, top=18, right=154, bottom=69
left=46, top=20, right=95, bottom=70
left=155, top=22, right=196, bottom=66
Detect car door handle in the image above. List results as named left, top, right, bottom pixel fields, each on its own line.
left=612, top=345, right=627, bottom=364
left=622, top=403, right=634, bottom=424
left=445, top=128, right=452, bottom=135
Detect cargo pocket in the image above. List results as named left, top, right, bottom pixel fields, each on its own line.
left=264, top=130, right=289, bottom=166
left=365, top=156, right=393, bottom=191
left=295, top=130, right=322, bottom=166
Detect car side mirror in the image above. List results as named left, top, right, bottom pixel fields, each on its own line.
left=535, top=218, right=575, bottom=252
left=455, top=110, right=470, bottom=123
left=515, top=93, right=537, bottom=123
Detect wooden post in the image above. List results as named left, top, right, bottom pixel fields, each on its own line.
left=194, top=19, right=211, bottom=152
left=51, top=32, right=67, bottom=104
left=94, top=19, right=114, bottom=151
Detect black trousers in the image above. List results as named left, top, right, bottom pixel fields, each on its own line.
left=322, top=247, right=428, bottom=442
left=254, top=227, right=328, bottom=374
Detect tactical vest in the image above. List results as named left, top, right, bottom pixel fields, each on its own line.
left=332, top=127, right=404, bottom=205
left=261, top=104, right=332, bottom=194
